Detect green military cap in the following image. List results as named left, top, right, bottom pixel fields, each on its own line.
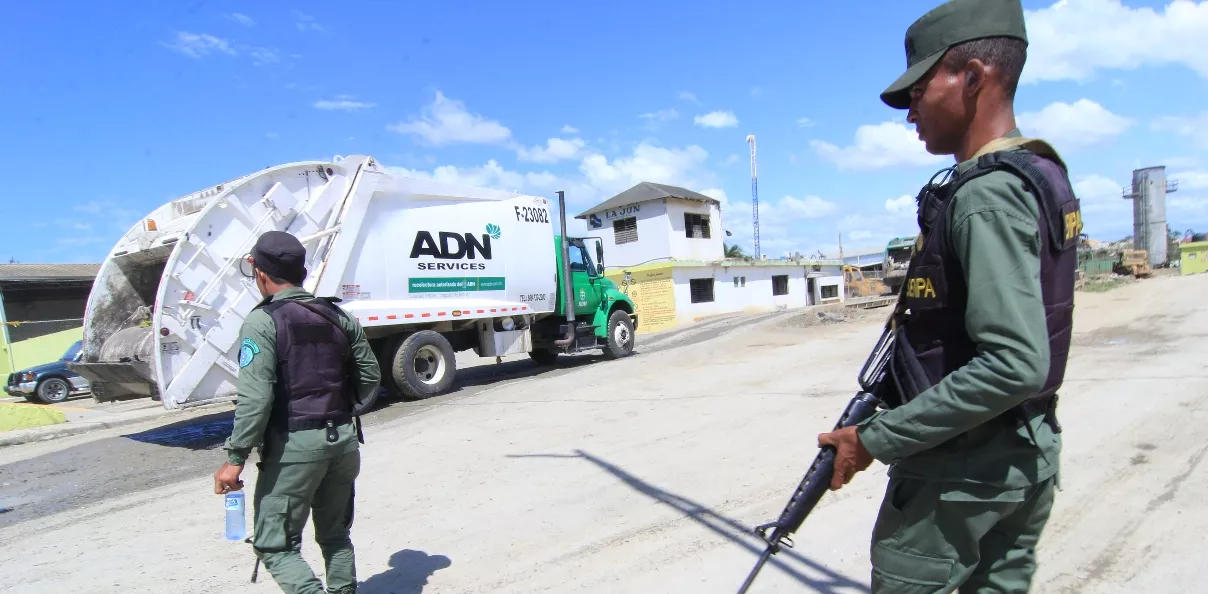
left=880, top=0, right=1029, bottom=109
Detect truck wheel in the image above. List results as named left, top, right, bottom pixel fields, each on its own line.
left=603, top=309, right=635, bottom=360
left=36, top=377, right=71, bottom=404
left=529, top=348, right=560, bottom=366
left=392, top=331, right=456, bottom=400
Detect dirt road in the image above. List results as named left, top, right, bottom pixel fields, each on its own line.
left=0, top=273, right=1204, bottom=593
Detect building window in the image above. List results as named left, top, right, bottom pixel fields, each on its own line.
left=733, top=277, right=739, bottom=287
left=772, top=275, right=789, bottom=296
left=613, top=217, right=638, bottom=244
left=689, top=278, right=714, bottom=303
left=733, top=276, right=748, bottom=288
left=741, top=276, right=746, bottom=287
left=821, top=284, right=839, bottom=300
left=685, top=213, right=711, bottom=239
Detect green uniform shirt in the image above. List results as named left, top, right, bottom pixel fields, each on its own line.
left=857, top=129, right=1062, bottom=491
left=222, top=287, right=381, bottom=466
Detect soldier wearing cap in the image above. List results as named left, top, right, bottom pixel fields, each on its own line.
left=817, top=0, right=1081, bottom=591
left=214, top=230, right=381, bottom=594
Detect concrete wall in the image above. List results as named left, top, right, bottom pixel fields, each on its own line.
left=588, top=199, right=671, bottom=269
left=1180, top=241, right=1208, bottom=276
left=670, top=265, right=810, bottom=323
left=1, top=326, right=82, bottom=376
left=665, top=199, right=725, bottom=261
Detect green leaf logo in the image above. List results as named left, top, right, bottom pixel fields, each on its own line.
left=486, top=223, right=501, bottom=239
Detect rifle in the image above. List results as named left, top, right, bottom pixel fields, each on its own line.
left=735, top=321, right=898, bottom=594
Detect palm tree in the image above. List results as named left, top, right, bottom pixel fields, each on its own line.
left=724, top=242, right=748, bottom=259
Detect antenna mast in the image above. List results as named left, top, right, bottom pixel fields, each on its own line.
left=746, top=134, right=761, bottom=260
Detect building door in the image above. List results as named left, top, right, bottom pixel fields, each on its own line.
left=806, top=277, right=817, bottom=305
left=567, top=242, right=601, bottom=318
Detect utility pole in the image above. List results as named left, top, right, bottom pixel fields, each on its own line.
left=746, top=134, right=761, bottom=260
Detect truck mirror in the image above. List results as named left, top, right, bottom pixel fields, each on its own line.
left=595, top=242, right=604, bottom=269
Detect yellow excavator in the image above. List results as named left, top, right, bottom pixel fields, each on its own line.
left=843, top=265, right=891, bottom=298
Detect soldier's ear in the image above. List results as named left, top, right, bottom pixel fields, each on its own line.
left=963, top=59, right=987, bottom=94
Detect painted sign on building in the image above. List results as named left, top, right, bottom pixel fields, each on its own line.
left=607, top=267, right=677, bottom=333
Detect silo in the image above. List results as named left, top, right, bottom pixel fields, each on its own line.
left=1128, top=166, right=1168, bottom=267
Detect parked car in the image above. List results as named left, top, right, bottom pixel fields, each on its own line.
left=4, top=340, right=91, bottom=404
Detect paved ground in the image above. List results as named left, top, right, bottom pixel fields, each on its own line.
left=0, top=274, right=1204, bottom=593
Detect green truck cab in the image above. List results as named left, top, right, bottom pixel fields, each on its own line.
left=882, top=235, right=917, bottom=294
left=528, top=234, right=638, bottom=364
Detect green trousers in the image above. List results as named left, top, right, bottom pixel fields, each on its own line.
left=253, top=450, right=361, bottom=594
left=869, top=475, right=1056, bottom=593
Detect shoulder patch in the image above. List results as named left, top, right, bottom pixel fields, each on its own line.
left=238, top=337, right=261, bottom=368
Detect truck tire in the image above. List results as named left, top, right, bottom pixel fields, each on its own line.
left=36, top=377, right=71, bottom=404
left=603, top=309, right=635, bottom=360
left=529, top=348, right=560, bottom=366
left=391, top=331, right=456, bottom=400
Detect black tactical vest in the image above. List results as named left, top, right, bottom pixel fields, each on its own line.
left=889, top=149, right=1082, bottom=413
left=260, top=297, right=357, bottom=432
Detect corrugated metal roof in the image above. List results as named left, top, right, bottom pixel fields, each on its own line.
left=575, top=182, right=720, bottom=219
left=0, top=263, right=101, bottom=282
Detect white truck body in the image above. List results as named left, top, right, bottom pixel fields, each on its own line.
left=76, top=155, right=561, bottom=410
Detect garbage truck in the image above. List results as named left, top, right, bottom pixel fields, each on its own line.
left=69, top=155, right=638, bottom=412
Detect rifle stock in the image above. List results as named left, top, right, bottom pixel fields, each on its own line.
left=735, top=324, right=897, bottom=594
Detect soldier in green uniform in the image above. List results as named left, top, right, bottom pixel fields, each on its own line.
left=818, top=0, right=1081, bottom=591
left=214, top=231, right=381, bottom=594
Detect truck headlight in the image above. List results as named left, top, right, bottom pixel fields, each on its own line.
left=19, top=372, right=36, bottom=382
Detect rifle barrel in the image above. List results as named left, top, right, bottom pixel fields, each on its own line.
left=736, top=547, right=775, bottom=594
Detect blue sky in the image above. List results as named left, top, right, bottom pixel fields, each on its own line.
left=2, top=0, right=1206, bottom=264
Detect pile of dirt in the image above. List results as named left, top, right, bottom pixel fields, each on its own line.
left=780, top=306, right=883, bottom=329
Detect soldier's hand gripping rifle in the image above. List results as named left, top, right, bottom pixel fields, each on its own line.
left=735, top=321, right=898, bottom=594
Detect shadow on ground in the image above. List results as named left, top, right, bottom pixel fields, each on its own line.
left=359, top=549, right=452, bottom=594
left=508, top=449, right=870, bottom=594
left=122, top=411, right=234, bottom=449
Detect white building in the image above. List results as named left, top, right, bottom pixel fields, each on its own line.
left=575, top=182, right=846, bottom=334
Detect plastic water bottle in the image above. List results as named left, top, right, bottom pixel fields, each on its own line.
left=225, top=491, right=246, bottom=541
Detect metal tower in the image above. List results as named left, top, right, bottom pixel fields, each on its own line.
left=746, top=134, right=761, bottom=259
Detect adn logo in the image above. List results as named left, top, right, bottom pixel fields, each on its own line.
left=486, top=223, right=501, bottom=240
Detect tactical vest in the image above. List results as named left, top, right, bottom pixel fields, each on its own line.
left=260, top=297, right=357, bottom=432
left=889, top=149, right=1082, bottom=415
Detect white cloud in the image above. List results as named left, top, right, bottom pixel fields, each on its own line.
left=386, top=160, right=560, bottom=194
left=796, top=117, right=814, bottom=128
left=516, top=137, right=586, bottom=163
left=694, top=110, right=739, bottom=128
left=1074, top=174, right=1127, bottom=211
left=1173, top=169, right=1208, bottom=191
left=1023, top=0, right=1208, bottom=84
left=639, top=109, right=679, bottom=122
left=1017, top=99, right=1132, bottom=149
left=560, top=125, right=580, bottom=134
left=226, top=13, right=255, bottom=27
left=810, top=121, right=946, bottom=171
left=387, top=91, right=513, bottom=146
left=580, top=143, right=711, bottom=198
left=678, top=91, right=702, bottom=105
left=723, top=154, right=741, bottom=167
left=293, top=11, right=328, bottom=33
left=313, top=98, right=376, bottom=111
left=164, top=32, right=236, bottom=59
left=760, top=195, right=838, bottom=219
left=245, top=47, right=280, bottom=66
left=750, top=86, right=765, bottom=97
left=1153, top=112, right=1208, bottom=149
left=885, top=194, right=916, bottom=215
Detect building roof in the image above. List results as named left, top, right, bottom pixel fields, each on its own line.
left=575, top=182, right=720, bottom=219
left=0, top=263, right=102, bottom=282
